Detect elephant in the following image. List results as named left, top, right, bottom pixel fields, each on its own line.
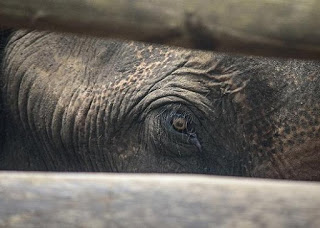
left=1, top=30, right=320, bottom=181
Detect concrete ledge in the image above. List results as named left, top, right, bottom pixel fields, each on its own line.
left=0, top=172, right=319, bottom=227
left=1, top=0, right=320, bottom=58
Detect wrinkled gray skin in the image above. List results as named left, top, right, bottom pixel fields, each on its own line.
left=1, top=30, right=320, bottom=180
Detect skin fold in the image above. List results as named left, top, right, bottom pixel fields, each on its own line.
left=0, top=30, right=320, bottom=180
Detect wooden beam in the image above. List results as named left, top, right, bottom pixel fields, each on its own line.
left=0, top=0, right=320, bottom=59
left=0, top=172, right=319, bottom=227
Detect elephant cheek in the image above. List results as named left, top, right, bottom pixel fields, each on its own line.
left=252, top=140, right=320, bottom=181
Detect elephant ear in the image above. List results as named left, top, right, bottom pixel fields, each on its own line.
left=0, top=29, right=12, bottom=153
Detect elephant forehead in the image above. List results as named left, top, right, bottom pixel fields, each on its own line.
left=91, top=41, right=193, bottom=90
left=56, top=38, right=193, bottom=91
left=6, top=31, right=191, bottom=79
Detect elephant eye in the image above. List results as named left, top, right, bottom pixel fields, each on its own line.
left=167, top=112, right=202, bottom=152
left=171, top=117, right=188, bottom=132
left=169, top=113, right=194, bottom=134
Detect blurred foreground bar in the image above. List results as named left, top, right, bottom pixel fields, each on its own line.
left=1, top=0, right=320, bottom=58
left=0, top=172, right=319, bottom=227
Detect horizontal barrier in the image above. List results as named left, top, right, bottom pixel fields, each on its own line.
left=0, top=0, right=320, bottom=59
left=0, top=172, right=319, bottom=227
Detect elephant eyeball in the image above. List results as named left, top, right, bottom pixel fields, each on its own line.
left=172, top=117, right=188, bottom=132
